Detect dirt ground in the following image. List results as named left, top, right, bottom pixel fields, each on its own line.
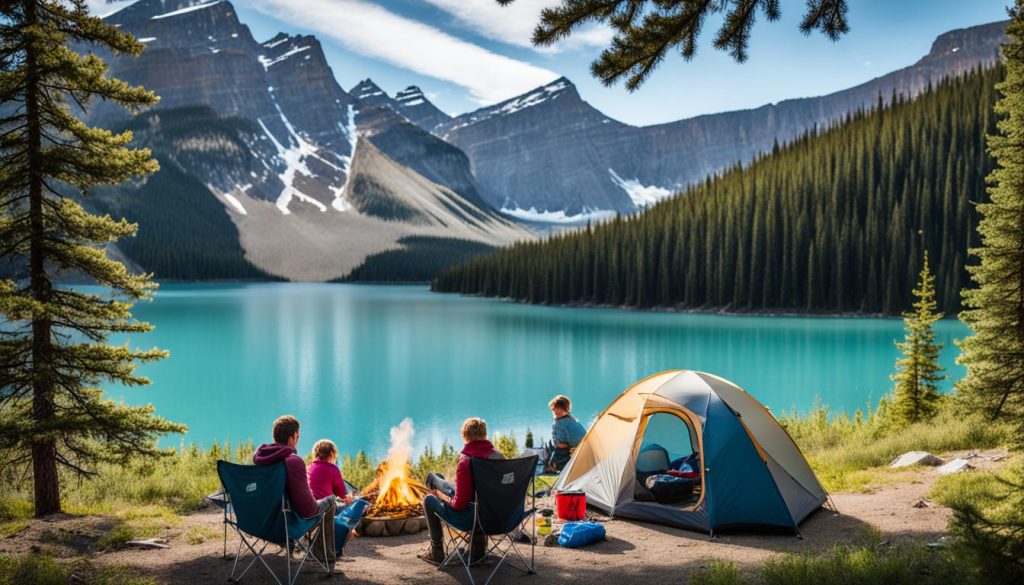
left=1, top=449, right=1007, bottom=585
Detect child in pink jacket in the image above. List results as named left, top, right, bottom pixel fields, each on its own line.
left=308, top=439, right=367, bottom=554
left=308, top=440, right=351, bottom=502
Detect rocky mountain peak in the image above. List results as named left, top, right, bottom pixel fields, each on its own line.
left=351, top=79, right=388, bottom=101
left=441, top=75, right=590, bottom=138
left=925, top=19, right=1007, bottom=60
left=104, top=0, right=255, bottom=56
left=395, top=86, right=426, bottom=105
left=258, top=33, right=325, bottom=70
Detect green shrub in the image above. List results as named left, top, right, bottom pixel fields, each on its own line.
left=492, top=432, right=519, bottom=459
left=341, top=451, right=375, bottom=490
left=411, top=442, right=459, bottom=483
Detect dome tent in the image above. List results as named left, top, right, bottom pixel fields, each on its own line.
left=553, top=370, right=827, bottom=534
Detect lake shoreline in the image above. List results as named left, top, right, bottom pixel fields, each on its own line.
left=430, top=289, right=918, bottom=320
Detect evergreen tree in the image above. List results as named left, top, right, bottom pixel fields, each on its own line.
left=890, top=250, right=945, bottom=424
left=951, top=5, right=1024, bottom=579
left=498, top=0, right=848, bottom=89
left=958, top=2, right=1024, bottom=432
left=0, top=0, right=185, bottom=516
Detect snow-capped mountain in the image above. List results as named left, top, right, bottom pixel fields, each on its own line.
left=93, top=0, right=528, bottom=281
left=87, top=0, right=1008, bottom=280
left=438, top=20, right=1008, bottom=217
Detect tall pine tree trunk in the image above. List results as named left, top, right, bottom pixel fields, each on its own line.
left=25, top=0, right=61, bottom=517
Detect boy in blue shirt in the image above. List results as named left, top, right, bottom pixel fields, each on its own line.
left=544, top=395, right=586, bottom=473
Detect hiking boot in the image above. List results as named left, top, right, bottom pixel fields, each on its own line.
left=417, top=545, right=445, bottom=565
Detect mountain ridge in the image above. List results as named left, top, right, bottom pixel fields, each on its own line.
left=92, top=0, right=530, bottom=282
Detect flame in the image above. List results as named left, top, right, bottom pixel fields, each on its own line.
left=364, top=418, right=428, bottom=518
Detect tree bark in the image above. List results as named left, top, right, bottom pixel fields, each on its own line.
left=25, top=0, right=61, bottom=517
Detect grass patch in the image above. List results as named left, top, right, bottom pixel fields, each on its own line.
left=691, top=560, right=744, bottom=585
left=0, top=520, right=29, bottom=539
left=781, top=402, right=1012, bottom=492
left=0, top=498, right=33, bottom=539
left=184, top=525, right=220, bottom=545
left=98, top=525, right=138, bottom=550
left=62, top=442, right=255, bottom=516
left=0, top=554, right=157, bottom=585
left=94, top=505, right=183, bottom=550
left=760, top=542, right=965, bottom=585
left=690, top=533, right=969, bottom=585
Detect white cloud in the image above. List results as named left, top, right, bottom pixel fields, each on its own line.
left=423, top=0, right=612, bottom=53
left=85, top=0, right=137, bottom=17
left=247, top=0, right=559, bottom=104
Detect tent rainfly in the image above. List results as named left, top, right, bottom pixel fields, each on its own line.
left=553, top=370, right=828, bottom=535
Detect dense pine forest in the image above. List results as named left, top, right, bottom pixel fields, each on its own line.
left=434, top=66, right=1001, bottom=315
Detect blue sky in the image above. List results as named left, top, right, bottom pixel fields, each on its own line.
left=102, top=1, right=1009, bottom=126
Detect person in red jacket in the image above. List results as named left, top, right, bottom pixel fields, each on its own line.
left=420, top=417, right=503, bottom=564
left=252, top=416, right=337, bottom=569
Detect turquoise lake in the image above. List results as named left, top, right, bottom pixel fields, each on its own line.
left=111, top=284, right=969, bottom=460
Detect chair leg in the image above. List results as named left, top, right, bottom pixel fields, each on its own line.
left=288, top=522, right=328, bottom=585
left=231, top=534, right=279, bottom=585
left=438, top=524, right=475, bottom=585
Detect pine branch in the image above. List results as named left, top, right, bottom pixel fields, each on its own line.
left=499, top=0, right=849, bottom=87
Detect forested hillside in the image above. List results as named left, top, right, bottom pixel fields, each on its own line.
left=343, top=237, right=496, bottom=283
left=434, top=67, right=1000, bottom=315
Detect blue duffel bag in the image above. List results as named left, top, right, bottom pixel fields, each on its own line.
left=558, top=521, right=606, bottom=548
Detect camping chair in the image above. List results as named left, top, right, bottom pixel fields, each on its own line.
left=209, top=478, right=361, bottom=560
left=437, top=455, right=539, bottom=585
left=216, top=460, right=332, bottom=585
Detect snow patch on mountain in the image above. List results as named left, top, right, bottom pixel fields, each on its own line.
left=608, top=169, right=674, bottom=208
left=258, top=45, right=311, bottom=69
left=258, top=90, right=323, bottom=214
left=331, top=104, right=358, bottom=212
left=263, top=37, right=289, bottom=49
left=151, top=0, right=221, bottom=20
left=501, top=205, right=616, bottom=224
left=223, top=191, right=247, bottom=215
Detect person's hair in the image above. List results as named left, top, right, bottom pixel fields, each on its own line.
left=272, top=415, right=300, bottom=444
left=549, top=395, right=571, bottom=412
left=312, top=439, right=338, bottom=461
left=461, top=417, right=488, bottom=442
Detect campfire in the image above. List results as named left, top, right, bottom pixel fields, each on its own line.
left=362, top=460, right=429, bottom=520
left=358, top=419, right=429, bottom=536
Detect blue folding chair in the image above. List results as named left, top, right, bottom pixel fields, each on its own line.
left=216, top=460, right=331, bottom=585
